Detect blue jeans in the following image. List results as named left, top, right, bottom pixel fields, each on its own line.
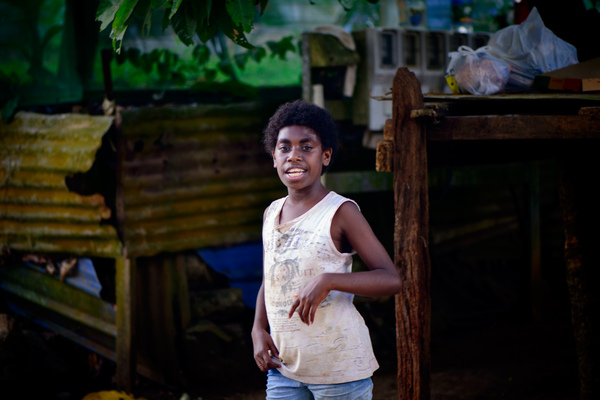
left=266, top=369, right=373, bottom=400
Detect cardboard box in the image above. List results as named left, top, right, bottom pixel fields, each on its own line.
left=533, top=57, right=600, bottom=92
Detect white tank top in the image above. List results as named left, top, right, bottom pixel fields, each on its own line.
left=262, top=191, right=379, bottom=384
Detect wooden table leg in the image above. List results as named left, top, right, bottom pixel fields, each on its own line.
left=392, top=67, right=431, bottom=400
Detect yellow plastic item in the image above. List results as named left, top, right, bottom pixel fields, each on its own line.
left=446, top=75, right=460, bottom=94
left=81, top=391, right=138, bottom=400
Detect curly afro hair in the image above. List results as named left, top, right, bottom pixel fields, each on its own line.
left=263, top=100, right=339, bottom=175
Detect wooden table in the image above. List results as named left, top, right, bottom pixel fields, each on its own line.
left=379, top=68, right=600, bottom=400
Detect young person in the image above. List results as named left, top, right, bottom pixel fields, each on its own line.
left=252, top=100, right=402, bottom=399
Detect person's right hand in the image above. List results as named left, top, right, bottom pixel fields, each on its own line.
left=251, top=328, right=281, bottom=372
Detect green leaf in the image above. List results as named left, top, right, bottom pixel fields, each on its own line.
left=196, top=23, right=218, bottom=44
left=193, top=44, right=211, bottom=65
left=196, top=0, right=219, bottom=43
left=249, top=46, right=266, bottom=63
left=151, top=0, right=169, bottom=8
left=218, top=9, right=254, bottom=50
left=40, top=25, right=63, bottom=53
left=171, top=1, right=198, bottom=46
left=113, top=0, right=139, bottom=30
left=225, top=0, right=255, bottom=33
left=110, top=0, right=140, bottom=52
left=196, top=1, right=220, bottom=44
left=169, top=0, right=183, bottom=19
left=195, top=0, right=212, bottom=26
left=96, top=0, right=124, bottom=32
left=267, top=35, right=295, bottom=60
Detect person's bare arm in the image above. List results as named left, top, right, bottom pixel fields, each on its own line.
left=289, top=201, right=401, bottom=325
left=252, top=280, right=282, bottom=371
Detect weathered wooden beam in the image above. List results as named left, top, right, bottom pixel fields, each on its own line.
left=393, top=67, right=431, bottom=400
left=115, top=251, right=135, bottom=394
left=0, top=264, right=116, bottom=336
left=376, top=141, right=393, bottom=173
left=426, top=114, right=600, bottom=140
left=383, top=118, right=394, bottom=141
left=578, top=106, right=600, bottom=117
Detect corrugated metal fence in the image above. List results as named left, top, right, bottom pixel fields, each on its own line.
left=0, top=112, right=121, bottom=257
left=119, top=102, right=285, bottom=257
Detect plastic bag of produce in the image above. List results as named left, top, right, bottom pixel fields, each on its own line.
left=445, top=45, right=511, bottom=95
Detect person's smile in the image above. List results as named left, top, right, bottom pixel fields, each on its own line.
left=285, top=167, right=307, bottom=180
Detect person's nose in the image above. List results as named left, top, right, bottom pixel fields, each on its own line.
left=287, top=147, right=302, bottom=162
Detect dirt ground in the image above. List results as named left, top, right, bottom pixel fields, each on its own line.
left=0, top=309, right=579, bottom=400
left=215, top=324, right=577, bottom=400
left=129, top=316, right=578, bottom=400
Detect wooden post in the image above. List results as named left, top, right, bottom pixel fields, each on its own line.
left=558, top=149, right=599, bottom=400
left=116, top=250, right=136, bottom=393
left=392, top=67, right=431, bottom=400
left=529, top=162, right=542, bottom=321
left=114, top=99, right=136, bottom=391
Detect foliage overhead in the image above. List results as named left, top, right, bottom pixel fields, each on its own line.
left=96, top=0, right=269, bottom=53
left=96, top=0, right=381, bottom=53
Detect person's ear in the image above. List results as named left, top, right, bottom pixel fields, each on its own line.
left=322, top=148, right=332, bottom=166
left=272, top=151, right=276, bottom=168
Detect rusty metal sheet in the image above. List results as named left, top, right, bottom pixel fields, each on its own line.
left=119, top=102, right=286, bottom=257
left=1, top=112, right=122, bottom=258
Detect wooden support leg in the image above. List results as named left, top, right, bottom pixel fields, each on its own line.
left=529, top=161, right=542, bottom=321
left=116, top=249, right=136, bottom=393
left=558, top=151, right=599, bottom=400
left=392, top=67, right=431, bottom=400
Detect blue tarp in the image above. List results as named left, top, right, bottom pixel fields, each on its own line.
left=197, top=241, right=263, bottom=308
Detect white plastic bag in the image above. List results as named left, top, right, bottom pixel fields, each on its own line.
left=445, top=46, right=511, bottom=95
left=486, top=7, right=578, bottom=89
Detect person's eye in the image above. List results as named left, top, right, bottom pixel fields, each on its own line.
left=278, top=145, right=290, bottom=152
left=302, top=145, right=313, bottom=151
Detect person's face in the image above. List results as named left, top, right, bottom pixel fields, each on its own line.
left=271, top=125, right=332, bottom=191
